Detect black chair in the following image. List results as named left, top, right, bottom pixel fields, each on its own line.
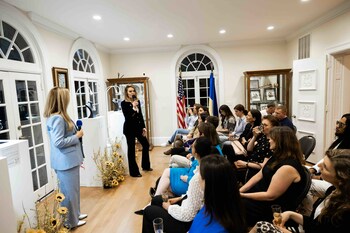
left=299, top=135, right=316, bottom=160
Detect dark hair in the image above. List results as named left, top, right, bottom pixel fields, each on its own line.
left=262, top=115, right=280, bottom=127
left=193, top=137, right=212, bottom=159
left=269, top=127, right=305, bottom=168
left=234, top=104, right=248, bottom=115
left=193, top=103, right=202, bottom=114
left=319, top=149, right=350, bottom=225
left=219, top=105, right=234, bottom=128
left=330, top=113, right=350, bottom=149
left=267, top=102, right=276, bottom=108
left=206, top=116, right=219, bottom=128
left=201, top=106, right=210, bottom=116
left=198, top=122, right=220, bottom=145
left=250, top=109, right=262, bottom=127
left=200, top=155, right=246, bottom=233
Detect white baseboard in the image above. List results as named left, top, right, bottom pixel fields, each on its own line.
left=151, top=137, right=169, bottom=146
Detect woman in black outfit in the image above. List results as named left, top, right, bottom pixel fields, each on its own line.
left=121, top=85, right=152, bottom=177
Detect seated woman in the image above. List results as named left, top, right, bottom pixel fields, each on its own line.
left=189, top=154, right=247, bottom=233
left=166, top=103, right=201, bottom=145
left=230, top=104, right=248, bottom=138
left=142, top=137, right=212, bottom=233
left=240, top=126, right=307, bottom=227
left=250, top=149, right=350, bottom=233
left=217, top=104, right=236, bottom=142
left=170, top=121, right=222, bottom=168
left=186, top=106, right=209, bottom=140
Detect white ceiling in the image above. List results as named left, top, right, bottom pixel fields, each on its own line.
left=4, top=0, right=349, bottom=51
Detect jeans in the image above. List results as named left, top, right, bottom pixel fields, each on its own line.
left=169, top=128, right=189, bottom=143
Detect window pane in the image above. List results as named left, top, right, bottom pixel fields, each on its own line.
left=32, top=170, right=38, bottom=191
left=199, top=79, right=207, bottom=87
left=18, top=104, right=30, bottom=125
left=200, top=88, right=207, bottom=96
left=28, top=81, right=38, bottom=101
left=16, top=80, right=27, bottom=102
left=200, top=98, right=208, bottom=107
left=0, top=132, right=9, bottom=139
left=30, top=103, right=41, bottom=123
left=33, top=124, right=43, bottom=144
left=38, top=165, right=48, bottom=187
left=188, top=89, right=195, bottom=97
left=3, top=21, right=16, bottom=40
left=187, top=80, right=194, bottom=88
left=8, top=47, right=22, bottom=61
left=22, top=126, right=33, bottom=147
left=14, top=33, right=28, bottom=50
left=30, top=149, right=35, bottom=169
left=22, top=49, right=34, bottom=63
left=0, top=107, right=8, bottom=130
left=0, top=38, right=11, bottom=56
left=36, top=145, right=45, bottom=166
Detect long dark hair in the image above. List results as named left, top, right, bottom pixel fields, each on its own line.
left=250, top=109, right=262, bottom=127
left=268, top=126, right=305, bottom=169
left=193, top=137, right=212, bottom=159
left=219, top=104, right=234, bottom=128
left=329, top=113, right=350, bottom=149
left=200, top=155, right=246, bottom=233
left=319, top=149, right=350, bottom=225
left=198, top=122, right=220, bottom=145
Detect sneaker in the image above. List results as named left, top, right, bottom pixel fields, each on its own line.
left=76, top=220, right=86, bottom=227
left=79, top=214, right=88, bottom=220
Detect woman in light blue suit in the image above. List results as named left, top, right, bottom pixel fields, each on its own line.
left=44, top=87, right=87, bottom=228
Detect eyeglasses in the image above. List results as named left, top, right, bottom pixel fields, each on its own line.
left=336, top=121, right=346, bottom=128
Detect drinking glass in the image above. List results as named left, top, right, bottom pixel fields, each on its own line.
left=153, top=217, right=163, bottom=233
left=271, top=204, right=282, bottom=225
left=161, top=192, right=169, bottom=202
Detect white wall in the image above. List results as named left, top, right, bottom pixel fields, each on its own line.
left=110, top=43, right=289, bottom=143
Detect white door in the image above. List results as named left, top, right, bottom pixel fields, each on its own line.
left=292, top=58, right=327, bottom=163
left=0, top=71, right=53, bottom=198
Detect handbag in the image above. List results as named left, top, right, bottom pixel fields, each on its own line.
left=231, top=140, right=247, bottom=156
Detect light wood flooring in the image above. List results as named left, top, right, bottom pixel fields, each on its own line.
left=73, top=146, right=170, bottom=233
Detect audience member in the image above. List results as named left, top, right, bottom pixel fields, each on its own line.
left=188, top=155, right=247, bottom=233
left=274, top=105, right=294, bottom=131
left=239, top=109, right=262, bottom=148
left=141, top=137, right=212, bottom=233
left=240, top=126, right=307, bottom=227
left=231, top=104, right=248, bottom=138
left=260, top=102, right=276, bottom=116
left=217, top=104, right=236, bottom=142
left=250, top=149, right=350, bottom=233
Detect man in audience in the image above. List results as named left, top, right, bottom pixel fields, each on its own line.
left=301, top=113, right=350, bottom=215
left=274, top=105, right=294, bottom=130
left=260, top=102, right=275, bottom=116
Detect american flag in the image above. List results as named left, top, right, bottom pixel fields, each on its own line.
left=177, top=72, right=187, bottom=129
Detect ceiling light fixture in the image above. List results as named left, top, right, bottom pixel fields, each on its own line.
left=219, top=29, right=226, bottom=34
left=92, top=15, right=102, bottom=21
left=167, top=34, right=173, bottom=38
left=301, top=0, right=310, bottom=2
left=267, top=26, right=274, bottom=30
left=124, top=37, right=130, bottom=41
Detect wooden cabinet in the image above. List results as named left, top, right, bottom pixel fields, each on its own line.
left=244, top=69, right=292, bottom=114
left=107, top=77, right=153, bottom=149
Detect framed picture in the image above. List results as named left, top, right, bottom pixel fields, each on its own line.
left=260, top=103, right=268, bottom=111
left=250, top=90, right=261, bottom=102
left=250, top=104, right=258, bottom=110
left=250, top=79, right=259, bottom=89
left=52, top=67, right=69, bottom=89
left=265, top=88, right=276, bottom=101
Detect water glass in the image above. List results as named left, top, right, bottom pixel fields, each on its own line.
left=153, top=217, right=163, bottom=233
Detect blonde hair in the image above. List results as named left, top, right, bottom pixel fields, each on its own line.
left=124, top=84, right=137, bottom=101
left=44, top=87, right=74, bottom=130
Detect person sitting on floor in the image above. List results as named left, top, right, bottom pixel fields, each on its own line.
left=188, top=155, right=247, bottom=233
left=141, top=137, right=212, bottom=233
left=249, top=149, right=350, bottom=233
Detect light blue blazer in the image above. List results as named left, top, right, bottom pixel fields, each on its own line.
left=46, top=115, right=83, bottom=171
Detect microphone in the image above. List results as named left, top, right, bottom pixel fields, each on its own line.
left=76, top=120, right=85, bottom=158
left=132, top=95, right=137, bottom=101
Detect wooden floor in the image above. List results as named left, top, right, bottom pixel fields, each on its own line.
left=73, top=146, right=170, bottom=233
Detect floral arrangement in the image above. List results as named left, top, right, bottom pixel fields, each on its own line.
left=18, top=192, right=69, bottom=233
left=93, top=139, right=126, bottom=188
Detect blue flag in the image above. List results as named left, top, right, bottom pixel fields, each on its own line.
left=209, top=72, right=218, bottom=116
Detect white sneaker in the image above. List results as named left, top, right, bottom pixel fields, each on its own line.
left=77, top=220, right=86, bottom=227
left=79, top=214, right=88, bottom=220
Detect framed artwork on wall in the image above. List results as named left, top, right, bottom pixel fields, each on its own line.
left=52, top=67, right=69, bottom=89
left=265, top=88, right=276, bottom=101
left=260, top=103, right=268, bottom=110
left=250, top=90, right=261, bottom=102
left=250, top=80, right=259, bottom=89
left=250, top=104, right=258, bottom=110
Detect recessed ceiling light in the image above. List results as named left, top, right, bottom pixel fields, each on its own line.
left=219, top=29, right=226, bottom=34
left=92, top=15, right=101, bottom=21
left=267, top=26, right=274, bottom=30
left=167, top=34, right=173, bottom=38
left=124, top=37, right=130, bottom=41
left=301, top=0, right=310, bottom=2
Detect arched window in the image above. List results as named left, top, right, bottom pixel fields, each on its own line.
left=0, top=20, right=34, bottom=63
left=179, top=53, right=214, bottom=108
left=72, top=49, right=95, bottom=73
left=72, top=49, right=99, bottom=118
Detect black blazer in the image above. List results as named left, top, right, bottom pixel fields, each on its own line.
left=121, top=100, right=146, bottom=135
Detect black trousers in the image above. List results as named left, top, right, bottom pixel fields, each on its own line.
left=125, top=132, right=150, bottom=176
left=142, top=204, right=192, bottom=233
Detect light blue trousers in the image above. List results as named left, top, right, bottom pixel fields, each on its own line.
left=56, top=165, right=81, bottom=228
left=169, top=128, right=189, bottom=143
